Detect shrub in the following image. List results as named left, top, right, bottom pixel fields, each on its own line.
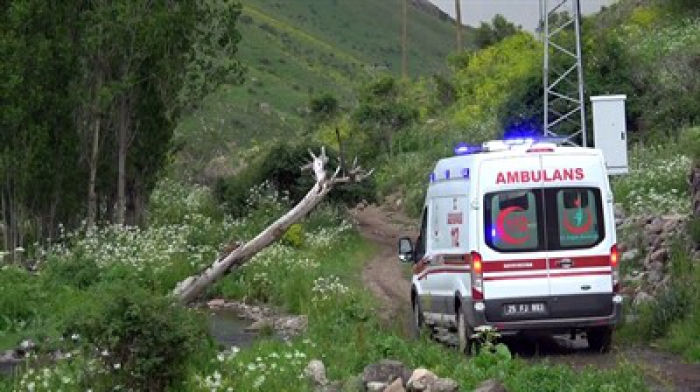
left=282, top=223, right=306, bottom=248
left=215, top=140, right=376, bottom=217
left=68, top=282, right=211, bottom=391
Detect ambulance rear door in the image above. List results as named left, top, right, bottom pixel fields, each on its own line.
left=478, top=155, right=550, bottom=311
left=540, top=153, right=614, bottom=319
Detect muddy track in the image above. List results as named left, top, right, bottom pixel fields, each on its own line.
left=351, top=204, right=415, bottom=331
left=352, top=203, right=700, bottom=392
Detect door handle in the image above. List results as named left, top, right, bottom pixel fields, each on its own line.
left=557, top=258, right=574, bottom=268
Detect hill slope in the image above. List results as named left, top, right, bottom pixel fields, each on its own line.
left=175, top=0, right=464, bottom=180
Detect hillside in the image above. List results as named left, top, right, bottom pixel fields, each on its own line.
left=174, top=0, right=464, bottom=181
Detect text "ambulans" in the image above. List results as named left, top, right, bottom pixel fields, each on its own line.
left=496, top=168, right=585, bottom=185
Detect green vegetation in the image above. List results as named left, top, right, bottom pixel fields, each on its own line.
left=0, top=0, right=244, bottom=260
left=173, top=0, right=464, bottom=182
left=3, top=0, right=700, bottom=390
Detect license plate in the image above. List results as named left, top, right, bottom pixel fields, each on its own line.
left=503, top=302, right=547, bottom=316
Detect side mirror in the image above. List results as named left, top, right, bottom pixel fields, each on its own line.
left=398, top=237, right=414, bottom=263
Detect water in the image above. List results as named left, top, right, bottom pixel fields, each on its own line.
left=206, top=308, right=260, bottom=348
left=0, top=357, right=19, bottom=377
left=0, top=308, right=260, bottom=378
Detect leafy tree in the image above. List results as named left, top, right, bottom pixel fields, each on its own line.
left=474, top=15, right=521, bottom=50
left=309, top=92, right=340, bottom=125
left=0, top=0, right=245, bottom=254
left=353, top=76, right=418, bottom=157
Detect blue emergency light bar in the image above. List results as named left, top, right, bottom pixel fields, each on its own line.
left=454, top=142, right=482, bottom=156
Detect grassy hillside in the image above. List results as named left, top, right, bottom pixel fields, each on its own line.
left=174, top=0, right=464, bottom=181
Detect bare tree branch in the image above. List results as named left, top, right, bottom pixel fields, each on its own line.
left=173, top=147, right=372, bottom=304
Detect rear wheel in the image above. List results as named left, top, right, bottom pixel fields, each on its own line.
left=456, top=305, right=476, bottom=355
left=587, top=327, right=613, bottom=353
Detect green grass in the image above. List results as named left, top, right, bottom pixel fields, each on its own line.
left=194, top=221, right=648, bottom=391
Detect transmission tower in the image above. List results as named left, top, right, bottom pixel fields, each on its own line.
left=541, top=0, right=587, bottom=146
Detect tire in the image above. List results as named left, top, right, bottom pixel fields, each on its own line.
left=456, top=305, right=476, bottom=355
left=587, top=327, right=613, bottom=353
left=411, top=298, right=425, bottom=339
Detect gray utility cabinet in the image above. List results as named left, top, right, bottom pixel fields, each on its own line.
left=591, top=95, right=629, bottom=175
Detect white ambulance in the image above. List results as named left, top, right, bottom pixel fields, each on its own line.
left=398, top=138, right=622, bottom=353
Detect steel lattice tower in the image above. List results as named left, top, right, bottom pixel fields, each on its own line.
left=541, top=0, right=587, bottom=146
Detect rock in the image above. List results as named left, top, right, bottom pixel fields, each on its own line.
left=633, top=291, right=654, bottom=307
left=305, top=359, right=328, bottom=386
left=259, top=102, right=271, bottom=114
left=362, top=359, right=412, bottom=386
left=624, top=270, right=645, bottom=284
left=367, top=382, right=387, bottom=392
left=275, top=315, right=308, bottom=335
left=649, top=249, right=669, bottom=264
left=646, top=218, right=665, bottom=235
left=207, top=298, right=226, bottom=308
left=341, top=375, right=364, bottom=392
left=315, top=381, right=343, bottom=392
left=432, top=378, right=459, bottom=392
left=473, top=379, right=508, bottom=392
left=648, top=263, right=664, bottom=285
left=384, top=378, right=406, bottom=392
left=614, top=203, right=625, bottom=219
left=245, top=318, right=273, bottom=332
left=0, top=350, right=19, bottom=363
left=621, top=249, right=639, bottom=263
left=406, top=368, right=438, bottom=391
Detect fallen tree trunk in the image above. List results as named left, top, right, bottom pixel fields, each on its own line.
left=173, top=147, right=372, bottom=304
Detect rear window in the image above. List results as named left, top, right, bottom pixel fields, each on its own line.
left=484, top=187, right=605, bottom=252
left=484, top=190, right=543, bottom=252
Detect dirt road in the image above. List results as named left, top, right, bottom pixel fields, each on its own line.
left=352, top=203, right=700, bottom=392
left=351, top=203, right=415, bottom=331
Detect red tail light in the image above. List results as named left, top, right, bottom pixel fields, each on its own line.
left=470, top=251, right=484, bottom=300
left=471, top=251, right=483, bottom=274
left=610, top=244, right=619, bottom=267
left=610, top=244, right=620, bottom=293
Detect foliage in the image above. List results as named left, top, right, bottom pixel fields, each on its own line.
left=353, top=75, right=419, bottom=156
left=0, top=0, right=245, bottom=252
left=215, top=140, right=376, bottom=218
left=679, top=126, right=700, bottom=164
left=211, top=203, right=355, bottom=312
left=173, top=0, right=460, bottom=180
left=66, top=284, right=209, bottom=391
left=452, top=33, right=541, bottom=130
left=309, top=93, right=340, bottom=125
left=196, top=206, right=647, bottom=392
left=610, top=141, right=690, bottom=216
left=618, top=241, right=699, bottom=360
left=282, top=223, right=306, bottom=248
left=474, top=14, right=521, bottom=49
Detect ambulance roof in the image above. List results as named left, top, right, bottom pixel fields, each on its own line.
left=428, top=139, right=604, bottom=184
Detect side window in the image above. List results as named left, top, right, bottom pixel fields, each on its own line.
left=415, top=208, right=428, bottom=260
left=484, top=190, right=542, bottom=252
left=551, top=188, right=604, bottom=249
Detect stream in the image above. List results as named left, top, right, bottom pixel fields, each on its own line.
left=0, top=308, right=262, bottom=378
left=206, top=307, right=262, bottom=348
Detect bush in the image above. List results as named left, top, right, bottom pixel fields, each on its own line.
left=0, top=267, right=44, bottom=333
left=282, top=223, right=306, bottom=248
left=68, top=283, right=211, bottom=391
left=215, top=140, right=376, bottom=217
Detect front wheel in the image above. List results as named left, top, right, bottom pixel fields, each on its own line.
left=411, top=299, right=425, bottom=339
left=456, top=305, right=476, bottom=355
left=587, top=327, right=613, bottom=353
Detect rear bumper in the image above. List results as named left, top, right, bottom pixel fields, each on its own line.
left=465, top=294, right=623, bottom=332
